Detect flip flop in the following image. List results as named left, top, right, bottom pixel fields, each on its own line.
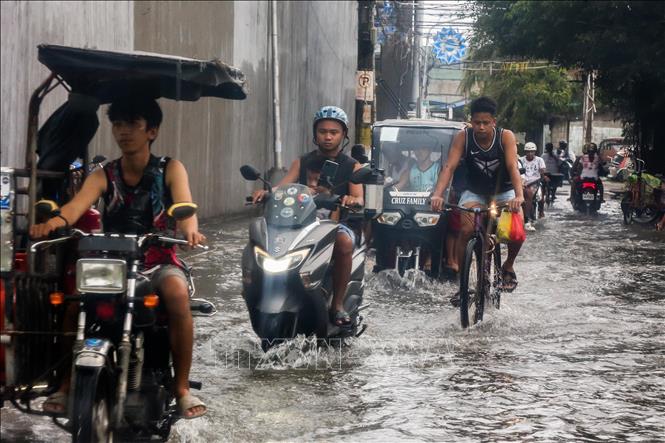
left=42, top=391, right=67, bottom=415
left=177, top=392, right=207, bottom=419
left=332, top=310, right=352, bottom=327
left=501, top=269, right=518, bottom=292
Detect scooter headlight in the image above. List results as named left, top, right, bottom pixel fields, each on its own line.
left=377, top=211, right=402, bottom=226
left=413, top=212, right=440, bottom=227
left=76, top=259, right=126, bottom=293
left=254, top=246, right=311, bottom=273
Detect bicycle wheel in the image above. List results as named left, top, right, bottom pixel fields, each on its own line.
left=632, top=205, right=660, bottom=224
left=71, top=368, right=113, bottom=443
left=459, top=237, right=484, bottom=328
left=486, top=241, right=502, bottom=310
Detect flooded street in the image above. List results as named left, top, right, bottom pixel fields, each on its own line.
left=2, top=184, right=664, bottom=442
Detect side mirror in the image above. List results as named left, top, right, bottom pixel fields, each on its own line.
left=167, top=202, right=198, bottom=221
left=240, top=165, right=261, bottom=181
left=35, top=199, right=60, bottom=220
left=92, top=155, right=107, bottom=164
left=349, top=167, right=375, bottom=184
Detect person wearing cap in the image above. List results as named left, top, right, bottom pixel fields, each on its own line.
left=252, top=106, right=363, bottom=327
left=520, top=142, right=547, bottom=231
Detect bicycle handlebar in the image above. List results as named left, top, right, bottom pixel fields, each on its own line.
left=443, top=203, right=510, bottom=213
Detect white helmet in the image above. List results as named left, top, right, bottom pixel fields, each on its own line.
left=524, top=142, right=537, bottom=152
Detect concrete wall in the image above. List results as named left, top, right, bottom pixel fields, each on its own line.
left=0, top=1, right=358, bottom=218
left=547, top=114, right=623, bottom=156
left=0, top=0, right=133, bottom=168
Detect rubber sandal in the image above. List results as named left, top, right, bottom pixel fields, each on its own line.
left=332, top=310, right=352, bottom=327
left=177, top=392, right=207, bottom=419
left=42, top=391, right=68, bottom=415
left=501, top=269, right=518, bottom=292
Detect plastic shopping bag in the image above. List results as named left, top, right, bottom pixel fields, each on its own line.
left=496, top=210, right=512, bottom=243
left=509, top=212, right=526, bottom=242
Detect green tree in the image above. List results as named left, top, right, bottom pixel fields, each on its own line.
left=461, top=65, right=576, bottom=139
left=468, top=0, right=665, bottom=171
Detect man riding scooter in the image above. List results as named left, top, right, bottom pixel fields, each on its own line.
left=571, top=142, right=605, bottom=206
left=252, top=106, right=364, bottom=327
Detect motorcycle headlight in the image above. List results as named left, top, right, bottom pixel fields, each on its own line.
left=254, top=246, right=311, bottom=273
left=76, top=259, right=126, bottom=293
left=377, top=211, right=402, bottom=226
left=414, top=212, right=440, bottom=227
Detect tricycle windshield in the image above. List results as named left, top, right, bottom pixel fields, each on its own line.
left=376, top=126, right=457, bottom=193
left=265, top=184, right=317, bottom=228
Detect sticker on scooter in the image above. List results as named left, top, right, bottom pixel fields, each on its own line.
left=298, top=194, right=311, bottom=203
left=274, top=191, right=284, bottom=201
left=283, top=197, right=295, bottom=206
left=280, top=207, right=294, bottom=218
left=287, top=187, right=298, bottom=196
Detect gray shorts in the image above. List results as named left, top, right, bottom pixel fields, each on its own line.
left=147, top=264, right=188, bottom=290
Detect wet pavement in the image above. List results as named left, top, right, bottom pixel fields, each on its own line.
left=2, top=183, right=664, bottom=442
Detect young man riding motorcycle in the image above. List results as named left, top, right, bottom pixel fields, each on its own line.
left=571, top=142, right=605, bottom=203
left=252, top=106, right=364, bottom=326
left=430, top=96, right=525, bottom=293
left=520, top=142, right=548, bottom=231
left=30, top=96, right=207, bottom=419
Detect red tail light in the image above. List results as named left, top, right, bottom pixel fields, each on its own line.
left=582, top=182, right=597, bottom=190
left=96, top=301, right=115, bottom=321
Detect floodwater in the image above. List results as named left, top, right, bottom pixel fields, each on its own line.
left=2, top=184, right=664, bottom=442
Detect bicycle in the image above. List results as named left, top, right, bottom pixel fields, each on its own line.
left=445, top=203, right=506, bottom=328
left=621, top=158, right=661, bottom=225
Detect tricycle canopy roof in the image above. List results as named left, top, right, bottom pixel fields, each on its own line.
left=38, top=44, right=247, bottom=102
left=373, top=118, right=466, bottom=130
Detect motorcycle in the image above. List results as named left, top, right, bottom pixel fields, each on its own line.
left=369, top=119, right=466, bottom=278
left=239, top=165, right=375, bottom=351
left=1, top=44, right=246, bottom=442
left=572, top=178, right=602, bottom=214
left=559, top=157, right=574, bottom=183
left=28, top=202, right=214, bottom=442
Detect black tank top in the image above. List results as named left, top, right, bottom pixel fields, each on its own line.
left=464, top=127, right=513, bottom=195
left=298, top=150, right=357, bottom=196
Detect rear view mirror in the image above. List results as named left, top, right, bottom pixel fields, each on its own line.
left=92, top=155, right=107, bottom=164
left=240, top=165, right=261, bottom=181
left=167, top=202, right=198, bottom=221
left=350, top=167, right=376, bottom=184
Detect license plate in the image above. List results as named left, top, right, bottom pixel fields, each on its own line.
left=582, top=193, right=595, bottom=200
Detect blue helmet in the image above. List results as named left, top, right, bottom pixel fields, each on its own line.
left=313, top=106, right=349, bottom=133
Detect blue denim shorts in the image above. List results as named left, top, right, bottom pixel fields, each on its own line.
left=458, top=189, right=516, bottom=207
left=337, top=223, right=356, bottom=244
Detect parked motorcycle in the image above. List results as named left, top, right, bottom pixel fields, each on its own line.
left=29, top=203, right=213, bottom=442
left=572, top=178, right=602, bottom=214
left=240, top=165, right=375, bottom=351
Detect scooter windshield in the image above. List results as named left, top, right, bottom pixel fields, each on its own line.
left=265, top=184, right=317, bottom=227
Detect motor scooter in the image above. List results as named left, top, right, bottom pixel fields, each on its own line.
left=240, top=165, right=375, bottom=351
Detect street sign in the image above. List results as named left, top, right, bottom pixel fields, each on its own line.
left=355, top=70, right=374, bottom=101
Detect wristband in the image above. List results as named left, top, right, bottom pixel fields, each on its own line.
left=54, top=214, right=70, bottom=228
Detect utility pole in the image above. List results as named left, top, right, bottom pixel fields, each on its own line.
left=582, top=71, right=595, bottom=144
left=267, top=0, right=286, bottom=182
left=410, top=0, right=421, bottom=118
left=355, top=0, right=375, bottom=148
